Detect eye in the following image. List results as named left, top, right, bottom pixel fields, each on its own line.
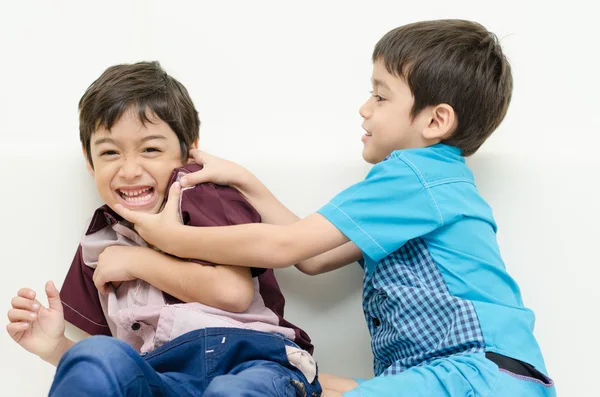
left=100, top=150, right=118, bottom=156
left=369, top=91, right=385, bottom=102
left=143, top=147, right=162, bottom=153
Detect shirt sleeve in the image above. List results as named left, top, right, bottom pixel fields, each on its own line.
left=180, top=182, right=265, bottom=277
left=318, top=155, right=442, bottom=263
left=59, top=245, right=111, bottom=336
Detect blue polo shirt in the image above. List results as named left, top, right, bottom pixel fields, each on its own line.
left=318, top=144, right=547, bottom=382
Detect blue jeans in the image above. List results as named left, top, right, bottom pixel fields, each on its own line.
left=49, top=328, right=321, bottom=397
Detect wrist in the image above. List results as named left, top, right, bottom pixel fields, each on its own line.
left=43, top=336, right=75, bottom=367
left=166, top=223, right=190, bottom=258
left=127, top=246, right=152, bottom=279
left=233, top=168, right=260, bottom=196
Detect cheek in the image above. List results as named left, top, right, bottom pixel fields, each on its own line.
left=94, top=170, right=115, bottom=200
left=150, top=160, right=185, bottom=192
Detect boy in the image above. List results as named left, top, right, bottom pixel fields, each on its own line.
left=113, top=21, right=557, bottom=396
left=6, top=61, right=321, bottom=396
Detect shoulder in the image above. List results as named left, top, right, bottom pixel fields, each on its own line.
left=387, top=144, right=475, bottom=188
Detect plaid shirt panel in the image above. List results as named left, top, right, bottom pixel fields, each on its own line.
left=363, top=238, right=486, bottom=376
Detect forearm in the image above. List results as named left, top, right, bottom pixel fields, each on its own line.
left=233, top=172, right=361, bottom=274
left=233, top=170, right=300, bottom=225
left=131, top=248, right=253, bottom=312
left=169, top=214, right=349, bottom=269
left=296, top=242, right=363, bottom=275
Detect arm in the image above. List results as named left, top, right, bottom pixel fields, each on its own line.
left=320, top=373, right=359, bottom=395
left=114, top=185, right=350, bottom=269
left=232, top=170, right=362, bottom=274
left=94, top=246, right=254, bottom=313
left=6, top=281, right=76, bottom=366
left=179, top=151, right=363, bottom=274
left=170, top=212, right=349, bottom=268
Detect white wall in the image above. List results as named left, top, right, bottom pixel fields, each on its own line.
left=1, top=1, right=598, bottom=395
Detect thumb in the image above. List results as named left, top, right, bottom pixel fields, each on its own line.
left=162, top=181, right=182, bottom=220
left=113, top=203, right=141, bottom=224
left=45, top=281, right=63, bottom=314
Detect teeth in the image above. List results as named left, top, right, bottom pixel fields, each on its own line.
left=122, top=192, right=153, bottom=202
left=119, top=187, right=151, bottom=197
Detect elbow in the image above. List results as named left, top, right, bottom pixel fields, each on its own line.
left=296, top=263, right=321, bottom=276
left=265, top=232, right=299, bottom=269
left=215, top=282, right=254, bottom=313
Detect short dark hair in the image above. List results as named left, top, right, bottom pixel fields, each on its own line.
left=79, top=61, right=200, bottom=166
left=373, top=20, right=512, bottom=156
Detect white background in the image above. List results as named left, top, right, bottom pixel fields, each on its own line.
left=1, top=1, right=598, bottom=395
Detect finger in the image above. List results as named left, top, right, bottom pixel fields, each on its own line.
left=17, top=288, right=36, bottom=300
left=6, top=322, right=29, bottom=338
left=92, top=271, right=103, bottom=293
left=180, top=169, right=211, bottom=188
left=11, top=296, right=40, bottom=312
left=188, top=149, right=207, bottom=164
left=162, top=181, right=182, bottom=217
left=98, top=283, right=109, bottom=295
left=7, top=308, right=37, bottom=322
left=45, top=281, right=63, bottom=314
left=181, top=151, right=211, bottom=187
left=113, top=203, right=142, bottom=224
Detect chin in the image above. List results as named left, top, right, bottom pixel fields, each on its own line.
left=362, top=151, right=380, bottom=165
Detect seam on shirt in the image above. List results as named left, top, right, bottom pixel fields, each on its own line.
left=329, top=203, right=389, bottom=256
left=483, top=366, right=502, bottom=397
left=396, top=153, right=444, bottom=226
left=213, top=185, right=234, bottom=225
left=425, top=177, right=475, bottom=188
left=61, top=301, right=109, bottom=328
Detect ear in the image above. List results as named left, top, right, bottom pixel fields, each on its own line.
left=82, top=146, right=95, bottom=177
left=421, top=104, right=457, bottom=140
left=186, top=140, right=199, bottom=164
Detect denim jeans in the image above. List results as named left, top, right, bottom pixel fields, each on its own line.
left=49, top=328, right=321, bottom=397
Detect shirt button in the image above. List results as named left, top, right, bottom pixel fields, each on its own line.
left=131, top=322, right=141, bottom=331
left=372, top=317, right=381, bottom=327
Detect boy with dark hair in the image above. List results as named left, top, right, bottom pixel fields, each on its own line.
left=116, top=21, right=557, bottom=396
left=6, top=61, right=321, bottom=397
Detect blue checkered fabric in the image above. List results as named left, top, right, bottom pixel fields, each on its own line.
left=363, top=238, right=486, bottom=376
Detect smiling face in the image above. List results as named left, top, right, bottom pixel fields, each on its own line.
left=85, top=107, right=195, bottom=214
left=359, top=60, right=432, bottom=164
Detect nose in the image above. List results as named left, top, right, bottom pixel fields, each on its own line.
left=359, top=97, right=372, bottom=119
left=119, top=156, right=143, bottom=181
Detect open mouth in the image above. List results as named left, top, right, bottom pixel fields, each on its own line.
left=116, top=186, right=156, bottom=207
left=361, top=131, right=372, bottom=143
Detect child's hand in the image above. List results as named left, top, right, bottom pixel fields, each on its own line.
left=94, top=246, right=146, bottom=294
left=6, top=281, right=68, bottom=363
left=114, top=182, right=184, bottom=253
left=181, top=150, right=250, bottom=189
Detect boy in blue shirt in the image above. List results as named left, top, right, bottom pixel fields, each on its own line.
left=113, top=20, right=556, bottom=396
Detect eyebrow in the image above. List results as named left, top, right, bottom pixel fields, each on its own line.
left=372, top=78, right=391, bottom=91
left=94, top=135, right=168, bottom=146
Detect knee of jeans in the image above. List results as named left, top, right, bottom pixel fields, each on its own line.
left=62, top=336, right=133, bottom=366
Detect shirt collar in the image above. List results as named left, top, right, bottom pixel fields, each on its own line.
left=85, top=205, right=124, bottom=235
